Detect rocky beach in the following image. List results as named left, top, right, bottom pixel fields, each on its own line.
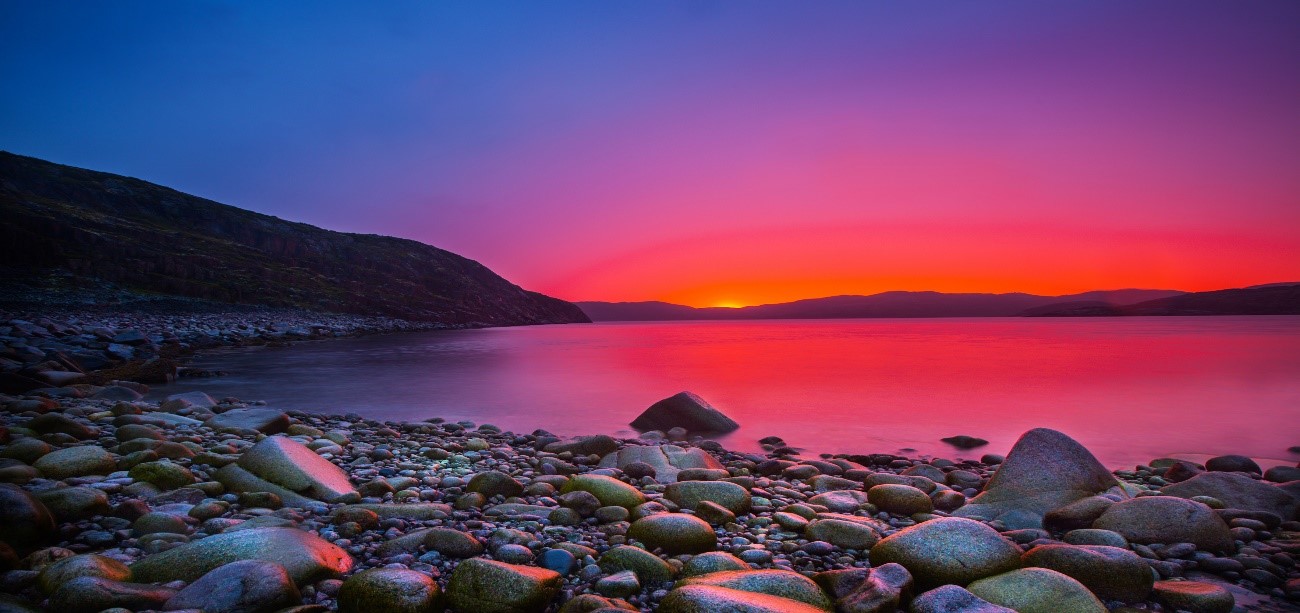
left=0, top=314, right=1298, bottom=612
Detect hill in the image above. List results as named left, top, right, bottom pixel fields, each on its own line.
left=1028, top=284, right=1300, bottom=316
left=577, top=289, right=1185, bottom=321
left=0, top=152, right=589, bottom=326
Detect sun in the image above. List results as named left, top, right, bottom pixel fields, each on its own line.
left=713, top=301, right=745, bottom=308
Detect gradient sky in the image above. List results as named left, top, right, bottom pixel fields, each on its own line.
left=3, top=2, right=1298, bottom=307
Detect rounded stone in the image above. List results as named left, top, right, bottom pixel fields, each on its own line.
left=680, top=551, right=749, bottom=577
left=664, top=480, right=751, bottom=514
left=35, top=486, right=110, bottom=521
left=1152, top=580, right=1234, bottom=613
left=164, top=559, right=301, bottom=613
left=598, top=545, right=675, bottom=586
left=868, top=484, right=935, bottom=515
left=33, top=446, right=117, bottom=479
left=868, top=517, right=1021, bottom=589
left=909, top=585, right=1016, bottom=613
left=804, top=519, right=879, bottom=550
left=659, top=584, right=827, bottom=613
left=0, top=483, right=56, bottom=548
left=37, top=554, right=131, bottom=594
left=967, top=568, right=1106, bottom=613
left=128, top=460, right=196, bottom=490
left=1062, top=528, right=1128, bottom=548
left=561, top=474, right=647, bottom=508
left=128, top=526, right=353, bottom=585
left=1092, top=496, right=1234, bottom=553
left=466, top=471, right=524, bottom=498
left=628, top=513, right=717, bottom=555
left=446, top=558, right=562, bottom=613
left=676, top=569, right=834, bottom=610
left=339, top=567, right=439, bottom=613
left=1021, top=544, right=1152, bottom=603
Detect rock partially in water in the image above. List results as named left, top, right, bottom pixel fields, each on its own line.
left=942, top=435, right=989, bottom=449
left=630, top=391, right=739, bottom=433
left=954, top=428, right=1120, bottom=529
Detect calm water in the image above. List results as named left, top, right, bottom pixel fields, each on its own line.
left=152, top=317, right=1300, bottom=469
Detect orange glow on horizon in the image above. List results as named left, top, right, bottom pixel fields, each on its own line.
left=542, top=221, right=1300, bottom=308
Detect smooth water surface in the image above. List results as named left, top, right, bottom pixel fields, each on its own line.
left=153, top=317, right=1300, bottom=468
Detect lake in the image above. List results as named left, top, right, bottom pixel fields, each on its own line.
left=151, top=317, right=1300, bottom=469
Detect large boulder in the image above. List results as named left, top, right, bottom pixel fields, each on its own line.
left=1020, top=544, right=1152, bottom=603
left=954, top=428, right=1120, bottom=529
left=869, top=517, right=1021, bottom=590
left=630, top=392, right=739, bottom=433
left=446, top=558, right=561, bottom=613
left=0, top=484, right=55, bottom=549
left=675, top=569, right=834, bottom=610
left=1092, top=496, right=1234, bottom=553
left=129, top=527, right=353, bottom=584
left=966, top=568, right=1105, bottom=613
left=234, top=436, right=357, bottom=502
left=1161, top=472, right=1300, bottom=520
left=598, top=444, right=724, bottom=483
left=164, top=559, right=300, bottom=613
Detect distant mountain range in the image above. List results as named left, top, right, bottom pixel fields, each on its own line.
left=0, top=152, right=590, bottom=326
left=578, top=285, right=1300, bottom=321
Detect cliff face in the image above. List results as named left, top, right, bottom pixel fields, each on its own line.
left=0, top=152, right=590, bottom=326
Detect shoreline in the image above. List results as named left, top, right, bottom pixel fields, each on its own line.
left=1, top=313, right=1299, bottom=611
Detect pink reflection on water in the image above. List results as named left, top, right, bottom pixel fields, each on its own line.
left=158, top=317, right=1300, bottom=468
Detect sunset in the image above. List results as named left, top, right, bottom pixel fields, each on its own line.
left=2, top=2, right=1298, bottom=612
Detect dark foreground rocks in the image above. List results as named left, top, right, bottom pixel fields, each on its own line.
left=0, top=387, right=1297, bottom=612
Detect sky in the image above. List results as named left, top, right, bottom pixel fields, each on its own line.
left=2, top=1, right=1298, bottom=307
